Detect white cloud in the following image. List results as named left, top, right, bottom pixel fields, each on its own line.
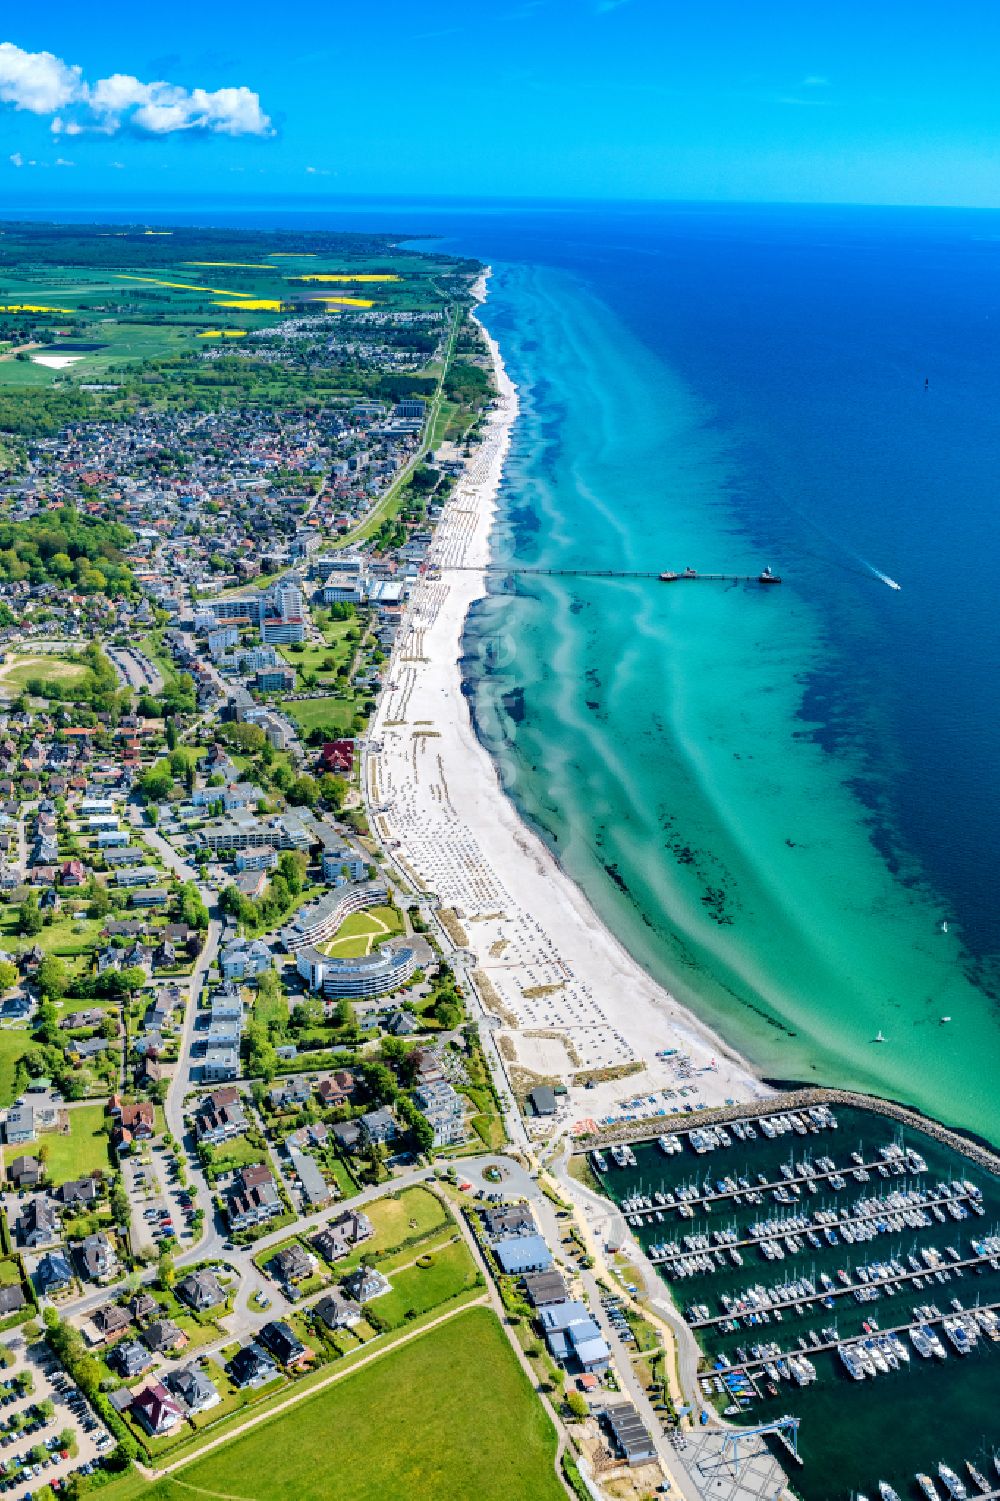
left=0, top=42, right=82, bottom=114
left=0, top=40, right=272, bottom=138
left=305, top=165, right=330, bottom=175
left=801, top=74, right=829, bottom=87
left=54, top=156, right=74, bottom=166
left=8, top=151, right=22, bottom=167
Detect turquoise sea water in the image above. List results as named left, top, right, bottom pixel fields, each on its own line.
left=459, top=230, right=1000, bottom=1144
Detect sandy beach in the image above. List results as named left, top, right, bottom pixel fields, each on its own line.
left=367, top=275, right=770, bottom=1133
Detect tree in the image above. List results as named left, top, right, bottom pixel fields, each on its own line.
left=157, top=1246, right=176, bottom=1289
left=87, top=884, right=111, bottom=919
left=318, top=773, right=348, bottom=811
left=178, top=881, right=208, bottom=930
left=0, top=960, right=18, bottom=995
left=36, top=956, right=69, bottom=1004
left=288, top=773, right=318, bottom=808
left=17, top=893, right=43, bottom=937
left=34, top=1000, right=60, bottom=1047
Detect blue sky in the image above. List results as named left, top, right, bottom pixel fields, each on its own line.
left=1, top=0, right=999, bottom=206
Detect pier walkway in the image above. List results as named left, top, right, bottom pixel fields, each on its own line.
left=719, top=1298, right=1000, bottom=1375
left=617, top=1155, right=907, bottom=1216
left=690, top=1250, right=1000, bottom=1329
left=647, top=1187, right=978, bottom=1260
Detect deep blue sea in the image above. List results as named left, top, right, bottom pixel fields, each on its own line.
left=11, top=196, right=1000, bottom=1136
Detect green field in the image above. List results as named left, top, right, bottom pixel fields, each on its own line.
left=0, top=1031, right=33, bottom=1109
left=36, top=1103, right=113, bottom=1184
left=109, top=1307, right=561, bottom=1501
left=371, top=1238, right=480, bottom=1326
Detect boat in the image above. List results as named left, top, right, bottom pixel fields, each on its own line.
left=659, top=566, right=699, bottom=582
left=878, top=1485, right=902, bottom=1501
left=937, top=1464, right=967, bottom=1500
left=590, top=1150, right=608, bottom=1174
left=758, top=566, right=782, bottom=585
left=916, top=1477, right=941, bottom=1501
left=873, top=1030, right=887, bottom=1043
left=965, top=1463, right=989, bottom=1494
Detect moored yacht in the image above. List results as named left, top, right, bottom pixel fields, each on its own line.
left=937, top=1463, right=967, bottom=1500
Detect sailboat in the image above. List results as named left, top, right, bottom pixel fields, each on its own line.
left=873, top=1030, right=887, bottom=1044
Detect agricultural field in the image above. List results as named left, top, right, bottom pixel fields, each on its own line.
left=0, top=223, right=475, bottom=403
left=111, top=1307, right=562, bottom=1501
left=319, top=905, right=403, bottom=958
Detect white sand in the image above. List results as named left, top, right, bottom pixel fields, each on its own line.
left=369, top=275, right=770, bottom=1131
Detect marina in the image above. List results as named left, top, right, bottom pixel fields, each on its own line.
left=591, top=1103, right=1000, bottom=1500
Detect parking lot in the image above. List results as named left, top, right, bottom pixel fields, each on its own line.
left=0, top=1334, right=112, bottom=1499
left=123, top=1143, right=197, bottom=1256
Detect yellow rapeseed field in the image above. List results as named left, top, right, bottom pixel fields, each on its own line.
left=212, top=299, right=284, bottom=311
left=297, top=274, right=400, bottom=282
left=315, top=295, right=375, bottom=308
left=0, top=304, right=74, bottom=313
left=117, top=275, right=246, bottom=296
left=197, top=330, right=249, bottom=339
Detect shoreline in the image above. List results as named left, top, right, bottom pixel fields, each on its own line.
left=367, top=271, right=770, bottom=1131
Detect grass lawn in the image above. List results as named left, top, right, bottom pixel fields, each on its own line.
left=0, top=909, right=106, bottom=959
left=149, top=1307, right=562, bottom=1501
left=318, top=906, right=402, bottom=958
left=279, top=695, right=357, bottom=735
left=1, top=654, right=89, bottom=693
left=39, top=1104, right=113, bottom=1184
left=0, top=1031, right=34, bottom=1108
left=371, top=1237, right=480, bottom=1327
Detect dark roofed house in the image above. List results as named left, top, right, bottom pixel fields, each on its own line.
left=142, top=1318, right=187, bottom=1355
left=130, top=1291, right=159, bottom=1323
left=482, top=1203, right=537, bottom=1242
left=528, top=1085, right=557, bottom=1117
left=267, top=1243, right=314, bottom=1286
left=35, top=1251, right=73, bottom=1295
left=77, top=1232, right=118, bottom=1283
left=228, top=1341, right=277, bottom=1389
left=110, top=1340, right=153, bottom=1380
left=93, top=1303, right=132, bottom=1343
left=176, top=1269, right=225, bottom=1313
left=523, top=1269, right=569, bottom=1308
left=331, top=1120, right=362, bottom=1154
left=313, top=1289, right=361, bottom=1330
left=257, top=1319, right=307, bottom=1367
left=55, top=1177, right=100, bottom=1207
left=16, top=1197, right=58, bottom=1247
left=600, top=1403, right=657, bottom=1467
left=311, top=1209, right=373, bottom=1266
left=7, top=1154, right=40, bottom=1189
left=341, top=1266, right=391, bottom=1305
left=167, top=1364, right=219, bottom=1416
left=0, top=1286, right=24, bottom=1317
left=131, top=1380, right=185, bottom=1437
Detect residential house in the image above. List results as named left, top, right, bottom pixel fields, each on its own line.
left=131, top=1381, right=185, bottom=1437
left=176, top=1269, right=225, bottom=1314
left=167, top=1365, right=220, bottom=1416
left=77, top=1232, right=118, bottom=1283
left=311, top=1209, right=373, bottom=1266
left=359, top=1108, right=397, bottom=1148
left=16, top=1197, right=58, bottom=1247
left=35, top=1251, right=73, bottom=1295
left=194, top=1088, right=247, bottom=1145
left=313, top=1290, right=361, bottom=1330
left=219, top=938, right=272, bottom=982
left=142, top=1319, right=187, bottom=1355
left=7, top=1153, right=41, bottom=1189
left=227, top=1342, right=277, bottom=1389
left=267, top=1243, right=314, bottom=1287
left=55, top=1178, right=100, bottom=1208
left=93, top=1303, right=132, bottom=1344
left=315, top=1070, right=356, bottom=1109
left=492, top=1236, right=553, bottom=1277
left=111, top=1340, right=153, bottom=1380
left=227, top=1163, right=281, bottom=1232
left=5, top=1106, right=34, bottom=1146
left=257, top=1320, right=307, bottom=1368
left=341, top=1266, right=391, bottom=1305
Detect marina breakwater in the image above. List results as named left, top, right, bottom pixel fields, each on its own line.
left=574, top=1086, right=1000, bottom=1178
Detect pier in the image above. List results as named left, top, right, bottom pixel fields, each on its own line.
left=430, top=564, right=780, bottom=585
left=688, top=1249, right=1000, bottom=1329
left=647, top=1186, right=980, bottom=1262
left=715, top=1299, right=1000, bottom=1376
left=620, top=1155, right=911, bottom=1215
